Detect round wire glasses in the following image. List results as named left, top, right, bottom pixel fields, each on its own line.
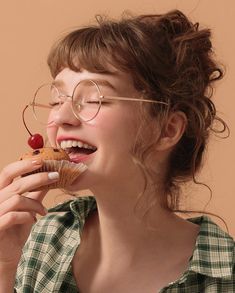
left=29, top=79, right=169, bottom=125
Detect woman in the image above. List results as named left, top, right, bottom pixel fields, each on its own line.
left=0, top=9, right=234, bottom=292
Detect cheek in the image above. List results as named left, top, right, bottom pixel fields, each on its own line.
left=90, top=108, right=138, bottom=151
left=46, top=124, right=58, bottom=147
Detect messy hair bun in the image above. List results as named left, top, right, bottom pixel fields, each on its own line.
left=135, top=11, right=228, bottom=208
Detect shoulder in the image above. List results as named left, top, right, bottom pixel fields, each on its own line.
left=25, top=195, right=97, bottom=253
left=15, top=196, right=97, bottom=290
left=177, top=216, right=235, bottom=292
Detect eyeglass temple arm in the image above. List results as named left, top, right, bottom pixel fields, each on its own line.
left=100, top=95, right=169, bottom=105
left=29, top=102, right=52, bottom=109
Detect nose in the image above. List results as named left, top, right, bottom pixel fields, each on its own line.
left=52, top=100, right=82, bottom=127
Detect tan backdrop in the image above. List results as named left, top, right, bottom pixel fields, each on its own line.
left=0, top=0, right=234, bottom=237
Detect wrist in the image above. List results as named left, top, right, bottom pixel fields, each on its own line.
left=0, top=263, right=17, bottom=292
left=0, top=262, right=18, bottom=273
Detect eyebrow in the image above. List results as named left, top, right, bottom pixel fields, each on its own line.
left=91, top=79, right=117, bottom=91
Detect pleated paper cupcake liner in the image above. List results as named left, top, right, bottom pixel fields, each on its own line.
left=26, top=160, right=87, bottom=190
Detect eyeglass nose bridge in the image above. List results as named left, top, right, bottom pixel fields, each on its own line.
left=54, top=93, right=74, bottom=116
left=58, top=93, right=72, bottom=103
left=59, top=93, right=84, bottom=109
left=56, top=93, right=75, bottom=111
left=56, top=93, right=84, bottom=122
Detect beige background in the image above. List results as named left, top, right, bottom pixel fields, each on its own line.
left=0, top=0, right=234, bottom=237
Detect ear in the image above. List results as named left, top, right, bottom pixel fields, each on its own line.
left=156, top=111, right=187, bottom=151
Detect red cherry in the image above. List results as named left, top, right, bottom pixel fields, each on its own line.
left=23, top=105, right=44, bottom=149
left=28, top=133, right=44, bottom=149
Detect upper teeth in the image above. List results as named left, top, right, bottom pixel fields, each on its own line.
left=59, top=140, right=96, bottom=150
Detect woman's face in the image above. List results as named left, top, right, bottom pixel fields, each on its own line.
left=46, top=67, right=144, bottom=191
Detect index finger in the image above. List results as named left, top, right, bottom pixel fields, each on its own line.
left=0, top=158, right=43, bottom=189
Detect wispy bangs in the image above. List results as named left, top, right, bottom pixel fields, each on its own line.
left=47, top=25, right=125, bottom=78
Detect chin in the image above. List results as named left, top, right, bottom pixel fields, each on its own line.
left=64, top=169, right=95, bottom=193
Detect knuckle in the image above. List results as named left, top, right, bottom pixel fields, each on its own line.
left=0, top=166, right=11, bottom=179
left=6, top=211, right=17, bottom=223
left=10, top=182, right=22, bottom=195
left=12, top=194, right=23, bottom=205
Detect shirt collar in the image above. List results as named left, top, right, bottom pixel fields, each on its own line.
left=71, top=198, right=235, bottom=281
left=70, top=200, right=235, bottom=281
left=70, top=196, right=97, bottom=233
left=186, top=215, right=234, bottom=280
left=48, top=195, right=97, bottom=234
left=52, top=197, right=234, bottom=280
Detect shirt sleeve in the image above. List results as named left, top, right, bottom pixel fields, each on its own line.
left=14, top=229, right=32, bottom=291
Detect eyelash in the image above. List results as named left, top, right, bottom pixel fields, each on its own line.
left=49, top=102, right=60, bottom=107
left=49, top=101, right=110, bottom=107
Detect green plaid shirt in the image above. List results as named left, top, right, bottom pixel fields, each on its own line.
left=15, top=196, right=235, bottom=292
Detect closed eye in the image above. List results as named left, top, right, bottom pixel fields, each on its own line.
left=49, top=102, right=61, bottom=107
left=85, top=100, right=100, bottom=104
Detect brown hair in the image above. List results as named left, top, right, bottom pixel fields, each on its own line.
left=47, top=10, right=228, bottom=221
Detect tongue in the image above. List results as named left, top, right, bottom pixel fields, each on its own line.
left=70, top=147, right=94, bottom=155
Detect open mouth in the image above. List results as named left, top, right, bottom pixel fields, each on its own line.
left=59, top=139, right=97, bottom=162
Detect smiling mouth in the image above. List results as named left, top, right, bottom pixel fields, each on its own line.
left=59, top=140, right=97, bottom=157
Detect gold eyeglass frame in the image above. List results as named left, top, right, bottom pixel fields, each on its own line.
left=29, top=79, right=169, bottom=124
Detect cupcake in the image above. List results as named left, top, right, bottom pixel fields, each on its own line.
left=20, top=147, right=87, bottom=189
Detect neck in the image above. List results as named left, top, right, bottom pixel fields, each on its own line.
left=85, top=180, right=197, bottom=269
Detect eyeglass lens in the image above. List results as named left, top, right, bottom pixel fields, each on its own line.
left=32, top=80, right=102, bottom=124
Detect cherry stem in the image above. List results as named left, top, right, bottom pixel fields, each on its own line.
left=22, top=105, right=33, bottom=136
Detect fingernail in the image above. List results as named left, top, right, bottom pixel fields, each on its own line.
left=32, top=158, right=43, bottom=165
left=48, top=172, right=59, bottom=180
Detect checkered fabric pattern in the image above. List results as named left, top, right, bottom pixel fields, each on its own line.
left=15, top=196, right=235, bottom=292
